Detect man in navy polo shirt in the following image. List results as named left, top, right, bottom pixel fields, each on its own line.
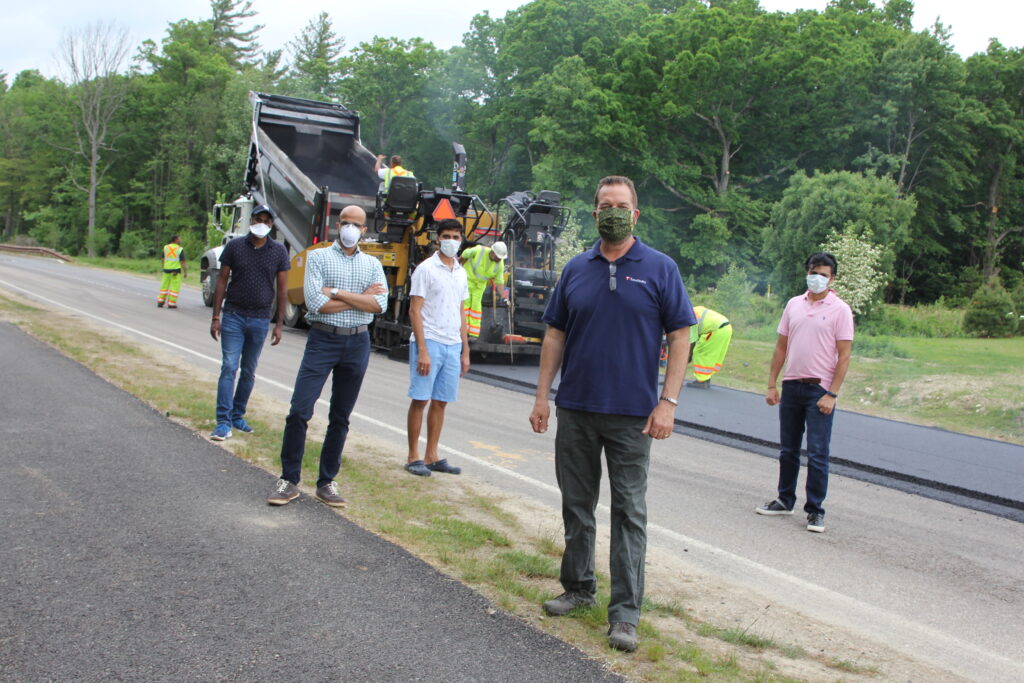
left=210, top=205, right=290, bottom=441
left=530, top=175, right=696, bottom=652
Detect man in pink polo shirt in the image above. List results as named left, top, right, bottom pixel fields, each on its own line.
left=756, top=252, right=854, bottom=533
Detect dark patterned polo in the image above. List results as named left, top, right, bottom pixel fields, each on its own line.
left=220, top=235, right=291, bottom=319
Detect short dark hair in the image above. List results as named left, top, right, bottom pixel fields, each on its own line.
left=170, top=235, right=180, bottom=243
left=594, top=175, right=638, bottom=209
left=437, top=219, right=463, bottom=238
left=390, top=155, right=403, bottom=167
left=806, top=252, right=838, bottom=276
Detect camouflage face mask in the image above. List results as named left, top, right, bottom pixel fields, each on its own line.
left=596, top=206, right=634, bottom=243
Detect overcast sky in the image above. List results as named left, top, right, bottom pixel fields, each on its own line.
left=3, top=0, right=1021, bottom=81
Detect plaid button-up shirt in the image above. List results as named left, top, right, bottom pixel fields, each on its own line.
left=304, top=242, right=388, bottom=327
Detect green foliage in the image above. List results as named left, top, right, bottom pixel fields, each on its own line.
left=285, top=12, right=345, bottom=100
left=963, top=279, right=1020, bottom=337
left=857, top=303, right=965, bottom=337
left=700, top=264, right=782, bottom=331
left=821, top=228, right=887, bottom=316
left=118, top=230, right=153, bottom=258
left=852, top=336, right=912, bottom=359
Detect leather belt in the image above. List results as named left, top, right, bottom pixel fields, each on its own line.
left=311, top=322, right=368, bottom=336
left=784, top=377, right=821, bottom=385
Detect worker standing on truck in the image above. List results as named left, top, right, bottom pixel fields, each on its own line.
left=208, top=205, right=290, bottom=441
left=460, top=241, right=508, bottom=340
left=157, top=235, right=187, bottom=308
left=404, top=219, right=470, bottom=477
left=267, top=205, right=388, bottom=509
left=686, top=305, right=733, bottom=389
left=374, top=154, right=414, bottom=192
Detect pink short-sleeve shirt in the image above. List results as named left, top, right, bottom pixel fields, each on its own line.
left=777, top=290, right=854, bottom=391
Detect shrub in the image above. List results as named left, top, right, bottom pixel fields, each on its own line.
left=1012, top=281, right=1024, bottom=336
left=853, top=336, right=911, bottom=359
left=702, top=264, right=783, bottom=331
left=963, top=280, right=1019, bottom=337
left=118, top=230, right=154, bottom=259
left=858, top=303, right=965, bottom=337
left=821, top=227, right=887, bottom=317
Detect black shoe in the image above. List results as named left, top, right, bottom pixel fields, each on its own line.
left=755, top=499, right=794, bottom=516
left=807, top=512, right=825, bottom=533
left=608, top=622, right=638, bottom=652
left=426, top=458, right=461, bottom=475
left=542, top=590, right=596, bottom=616
left=686, top=379, right=710, bottom=388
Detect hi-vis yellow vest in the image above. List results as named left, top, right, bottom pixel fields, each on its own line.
left=162, top=243, right=183, bottom=271
left=691, top=305, right=729, bottom=343
left=464, top=245, right=503, bottom=283
left=383, top=165, right=413, bottom=191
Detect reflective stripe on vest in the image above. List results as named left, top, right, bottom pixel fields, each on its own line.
left=466, top=246, right=502, bottom=282
left=163, top=243, right=182, bottom=270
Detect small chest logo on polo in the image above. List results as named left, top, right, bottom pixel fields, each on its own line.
left=624, top=276, right=648, bottom=285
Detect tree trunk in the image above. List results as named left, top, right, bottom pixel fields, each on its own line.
left=88, top=141, right=99, bottom=257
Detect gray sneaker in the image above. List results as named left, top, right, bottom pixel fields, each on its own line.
left=542, top=590, right=596, bottom=616
left=755, top=499, right=793, bottom=516
left=316, top=481, right=347, bottom=507
left=807, top=512, right=825, bottom=533
left=267, top=479, right=299, bottom=506
left=608, top=622, right=638, bottom=652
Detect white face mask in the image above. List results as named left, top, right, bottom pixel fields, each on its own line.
left=806, top=273, right=831, bottom=294
left=439, top=238, right=460, bottom=258
left=339, top=223, right=362, bottom=248
left=249, top=221, right=271, bottom=238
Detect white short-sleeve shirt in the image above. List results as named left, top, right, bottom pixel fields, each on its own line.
left=409, top=252, right=470, bottom=345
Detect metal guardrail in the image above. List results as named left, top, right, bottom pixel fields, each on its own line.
left=0, top=244, right=72, bottom=262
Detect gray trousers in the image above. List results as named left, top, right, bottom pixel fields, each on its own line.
left=555, top=407, right=651, bottom=625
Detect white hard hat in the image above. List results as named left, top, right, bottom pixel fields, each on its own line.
left=491, top=241, right=508, bottom=259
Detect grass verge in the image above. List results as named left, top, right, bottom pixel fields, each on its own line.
left=0, top=291, right=888, bottom=682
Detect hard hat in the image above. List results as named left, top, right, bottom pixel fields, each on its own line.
left=491, top=241, right=508, bottom=259
left=252, top=204, right=275, bottom=221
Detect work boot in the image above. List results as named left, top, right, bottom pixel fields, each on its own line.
left=315, top=481, right=347, bottom=507
left=267, top=479, right=299, bottom=506
left=608, top=622, right=638, bottom=652
left=686, top=379, right=710, bottom=389
left=542, top=590, right=596, bottom=616
left=157, top=301, right=165, bottom=308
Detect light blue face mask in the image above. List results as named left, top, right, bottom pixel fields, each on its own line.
left=806, top=273, right=830, bottom=294
left=439, top=237, right=460, bottom=258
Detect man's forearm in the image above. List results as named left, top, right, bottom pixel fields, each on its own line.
left=661, top=327, right=689, bottom=399
left=830, top=344, right=852, bottom=394
left=535, top=327, right=565, bottom=402
left=335, top=290, right=383, bottom=313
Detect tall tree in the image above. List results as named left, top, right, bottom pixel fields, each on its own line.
left=58, top=22, right=131, bottom=256
left=286, top=12, right=345, bottom=100
left=209, top=0, right=263, bottom=65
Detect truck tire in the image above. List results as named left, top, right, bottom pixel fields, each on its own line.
left=284, top=300, right=308, bottom=329
left=201, top=268, right=217, bottom=307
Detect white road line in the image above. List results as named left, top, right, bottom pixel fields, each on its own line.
left=1, top=275, right=1017, bottom=678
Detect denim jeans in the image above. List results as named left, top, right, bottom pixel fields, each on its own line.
left=777, top=380, right=835, bottom=515
left=554, top=407, right=651, bottom=626
left=279, top=328, right=370, bottom=487
left=216, top=312, right=270, bottom=426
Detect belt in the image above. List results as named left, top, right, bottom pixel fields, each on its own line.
left=311, top=322, right=368, bottom=336
left=784, top=377, right=821, bottom=384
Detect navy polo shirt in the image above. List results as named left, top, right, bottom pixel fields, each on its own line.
left=221, top=235, right=290, bottom=319
left=543, top=238, right=696, bottom=417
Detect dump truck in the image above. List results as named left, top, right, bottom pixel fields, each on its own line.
left=203, top=91, right=567, bottom=362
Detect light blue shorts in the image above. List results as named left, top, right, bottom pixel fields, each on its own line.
left=408, top=339, right=463, bottom=402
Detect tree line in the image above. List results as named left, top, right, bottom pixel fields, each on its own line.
left=1, top=0, right=1021, bottom=307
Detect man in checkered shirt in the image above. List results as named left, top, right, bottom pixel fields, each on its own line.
left=268, top=205, right=388, bottom=508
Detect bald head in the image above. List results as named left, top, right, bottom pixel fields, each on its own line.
left=339, top=205, right=366, bottom=226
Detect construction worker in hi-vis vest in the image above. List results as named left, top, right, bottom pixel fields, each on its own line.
left=460, top=241, right=508, bottom=340
left=374, top=154, right=414, bottom=192
left=686, top=305, right=733, bottom=388
left=157, top=235, right=187, bottom=308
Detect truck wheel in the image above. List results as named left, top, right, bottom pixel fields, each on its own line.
left=201, top=268, right=217, bottom=307
left=284, top=300, right=308, bottom=329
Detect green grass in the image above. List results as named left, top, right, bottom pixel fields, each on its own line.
left=76, top=255, right=201, bottom=286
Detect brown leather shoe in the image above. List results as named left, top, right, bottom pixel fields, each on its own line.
left=315, top=481, right=347, bottom=507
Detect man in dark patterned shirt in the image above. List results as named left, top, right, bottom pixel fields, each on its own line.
left=209, top=205, right=290, bottom=441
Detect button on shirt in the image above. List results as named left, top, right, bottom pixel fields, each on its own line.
left=304, top=241, right=388, bottom=327
left=409, top=252, right=469, bottom=345
left=220, top=235, right=290, bottom=319
left=778, top=290, right=855, bottom=391
left=543, top=239, right=696, bottom=417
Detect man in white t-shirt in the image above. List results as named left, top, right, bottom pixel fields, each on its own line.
left=405, top=219, right=471, bottom=476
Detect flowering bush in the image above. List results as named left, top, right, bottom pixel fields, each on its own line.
left=820, top=228, right=887, bottom=317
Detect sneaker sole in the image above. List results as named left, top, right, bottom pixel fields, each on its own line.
left=210, top=434, right=232, bottom=441
left=543, top=602, right=596, bottom=617
left=316, top=493, right=347, bottom=508
left=755, top=507, right=793, bottom=516
left=609, top=638, right=638, bottom=652
left=807, top=524, right=825, bottom=533
left=267, top=493, right=299, bottom=506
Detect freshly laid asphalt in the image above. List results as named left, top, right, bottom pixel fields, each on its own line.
left=471, top=362, right=1024, bottom=518
left=0, top=322, right=620, bottom=682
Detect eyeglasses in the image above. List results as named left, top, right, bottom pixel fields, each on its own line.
left=609, top=262, right=617, bottom=292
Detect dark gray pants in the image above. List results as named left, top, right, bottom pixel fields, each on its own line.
left=555, top=407, right=651, bottom=626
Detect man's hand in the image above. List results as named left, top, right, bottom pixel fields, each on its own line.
left=210, top=317, right=220, bottom=341
left=376, top=154, right=385, bottom=161
left=642, top=401, right=676, bottom=440
left=271, top=322, right=283, bottom=346
left=460, top=350, right=470, bottom=377
left=364, top=283, right=386, bottom=296
left=817, top=394, right=836, bottom=415
left=529, top=399, right=550, bottom=434
left=766, top=387, right=780, bottom=406
left=417, top=348, right=431, bottom=376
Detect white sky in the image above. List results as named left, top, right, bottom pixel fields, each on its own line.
left=2, top=0, right=1021, bottom=81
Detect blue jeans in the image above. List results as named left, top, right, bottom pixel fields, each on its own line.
left=279, top=328, right=370, bottom=487
left=216, top=312, right=270, bottom=426
left=777, top=380, right=835, bottom=515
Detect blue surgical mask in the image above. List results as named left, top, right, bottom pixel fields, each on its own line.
left=439, top=238, right=460, bottom=258
left=806, top=273, right=830, bottom=294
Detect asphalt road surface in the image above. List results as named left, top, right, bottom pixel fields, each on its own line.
left=2, top=254, right=1023, bottom=681
left=0, top=322, right=620, bottom=682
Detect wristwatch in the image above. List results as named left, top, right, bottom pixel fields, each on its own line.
left=329, top=288, right=339, bottom=299
left=824, top=390, right=838, bottom=398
